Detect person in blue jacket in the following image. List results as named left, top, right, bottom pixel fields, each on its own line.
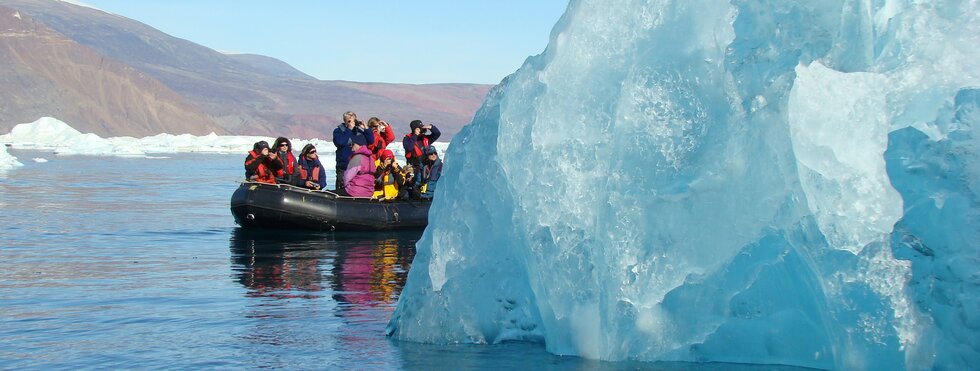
left=332, top=111, right=375, bottom=193
left=294, top=143, right=327, bottom=190
left=419, top=145, right=443, bottom=199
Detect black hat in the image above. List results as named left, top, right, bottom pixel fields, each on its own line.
left=253, top=140, right=270, bottom=152
left=410, top=120, right=424, bottom=130
left=424, top=145, right=438, bottom=156
left=351, top=134, right=368, bottom=146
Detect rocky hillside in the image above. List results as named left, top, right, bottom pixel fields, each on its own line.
left=0, top=5, right=222, bottom=136
left=0, top=0, right=493, bottom=139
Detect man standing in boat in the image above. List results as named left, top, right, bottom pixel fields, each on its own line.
left=402, top=120, right=440, bottom=191
left=333, top=111, right=375, bottom=194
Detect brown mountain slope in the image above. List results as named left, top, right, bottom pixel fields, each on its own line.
left=0, top=6, right=223, bottom=136
left=1, top=0, right=493, bottom=139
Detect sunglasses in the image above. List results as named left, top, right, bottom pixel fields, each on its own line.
left=279, top=143, right=288, bottom=147
left=308, top=150, right=317, bottom=154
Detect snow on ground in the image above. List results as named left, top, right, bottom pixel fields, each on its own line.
left=0, top=117, right=450, bottom=170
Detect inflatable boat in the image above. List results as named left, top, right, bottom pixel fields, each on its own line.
left=230, top=182, right=431, bottom=231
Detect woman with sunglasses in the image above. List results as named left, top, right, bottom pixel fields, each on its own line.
left=295, top=143, right=327, bottom=190
left=272, top=137, right=297, bottom=184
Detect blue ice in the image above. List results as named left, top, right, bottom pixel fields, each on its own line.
left=387, top=1, right=980, bottom=369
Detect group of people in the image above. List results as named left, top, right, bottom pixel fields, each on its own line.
left=244, top=111, right=443, bottom=200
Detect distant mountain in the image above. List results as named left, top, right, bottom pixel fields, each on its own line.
left=225, top=53, right=316, bottom=80
left=0, top=0, right=493, bottom=139
left=0, top=5, right=223, bottom=136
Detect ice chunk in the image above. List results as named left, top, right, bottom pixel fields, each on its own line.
left=0, top=145, right=23, bottom=172
left=388, top=1, right=980, bottom=370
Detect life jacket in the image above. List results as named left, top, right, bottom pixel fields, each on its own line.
left=299, top=163, right=321, bottom=183
left=373, top=168, right=400, bottom=199
left=276, top=152, right=296, bottom=176
left=246, top=151, right=276, bottom=184
left=420, top=158, right=442, bottom=194
left=404, top=134, right=429, bottom=164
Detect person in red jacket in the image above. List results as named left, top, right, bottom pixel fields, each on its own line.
left=272, top=136, right=297, bottom=184
left=402, top=120, right=440, bottom=187
left=244, top=140, right=283, bottom=184
left=366, top=117, right=395, bottom=161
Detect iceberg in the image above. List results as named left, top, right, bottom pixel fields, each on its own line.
left=387, top=1, right=979, bottom=370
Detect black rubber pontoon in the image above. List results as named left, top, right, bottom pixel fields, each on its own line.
left=230, top=182, right=431, bottom=231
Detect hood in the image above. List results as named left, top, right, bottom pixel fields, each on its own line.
left=352, top=145, right=373, bottom=157
left=274, top=137, right=292, bottom=151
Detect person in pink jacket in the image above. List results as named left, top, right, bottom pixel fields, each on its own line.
left=343, top=134, right=377, bottom=197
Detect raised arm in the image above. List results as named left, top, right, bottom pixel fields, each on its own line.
left=426, top=125, right=441, bottom=143
left=382, top=125, right=395, bottom=146
left=359, top=127, right=376, bottom=147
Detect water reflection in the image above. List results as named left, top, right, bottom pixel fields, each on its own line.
left=332, top=240, right=414, bottom=308
left=228, top=229, right=418, bottom=303
left=227, top=229, right=421, bottom=366
left=229, top=229, right=332, bottom=299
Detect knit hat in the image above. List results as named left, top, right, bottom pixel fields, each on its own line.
left=381, top=149, right=395, bottom=160
left=424, top=145, right=438, bottom=156
left=253, top=140, right=270, bottom=152
left=410, top=120, right=424, bottom=130
left=351, top=134, right=368, bottom=146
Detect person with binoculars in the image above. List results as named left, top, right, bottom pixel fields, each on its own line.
left=366, top=117, right=395, bottom=161
left=244, top=140, right=283, bottom=184
left=402, top=119, right=440, bottom=189
left=332, top=111, right=375, bottom=195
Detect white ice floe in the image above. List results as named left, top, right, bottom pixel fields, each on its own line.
left=0, top=145, right=24, bottom=172
left=0, top=117, right=450, bottom=169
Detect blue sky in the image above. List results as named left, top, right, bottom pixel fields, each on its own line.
left=77, top=0, right=568, bottom=84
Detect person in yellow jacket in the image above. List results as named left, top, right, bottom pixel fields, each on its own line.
left=373, top=149, right=409, bottom=200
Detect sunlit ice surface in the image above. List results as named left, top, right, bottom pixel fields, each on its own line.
left=387, top=0, right=980, bottom=370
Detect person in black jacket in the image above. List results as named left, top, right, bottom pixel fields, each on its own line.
left=402, top=120, right=440, bottom=188
left=244, top=141, right=283, bottom=184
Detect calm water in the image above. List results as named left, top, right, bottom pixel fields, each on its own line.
left=0, top=150, right=813, bottom=370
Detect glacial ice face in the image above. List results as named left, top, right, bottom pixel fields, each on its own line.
left=387, top=1, right=980, bottom=369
